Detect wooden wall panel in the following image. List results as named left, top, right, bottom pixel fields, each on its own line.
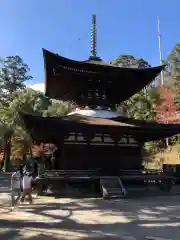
left=60, top=144, right=142, bottom=173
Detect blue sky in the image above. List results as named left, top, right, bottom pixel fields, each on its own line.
left=0, top=0, right=179, bottom=90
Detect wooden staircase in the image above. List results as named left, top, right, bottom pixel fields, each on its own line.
left=100, top=176, right=127, bottom=199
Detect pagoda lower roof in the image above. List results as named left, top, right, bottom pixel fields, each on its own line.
left=43, top=49, right=164, bottom=104
left=21, top=113, right=180, bottom=143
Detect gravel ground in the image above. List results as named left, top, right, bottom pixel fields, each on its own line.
left=0, top=195, right=179, bottom=239
left=0, top=173, right=179, bottom=239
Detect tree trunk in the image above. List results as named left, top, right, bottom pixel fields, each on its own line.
left=3, top=134, right=11, bottom=172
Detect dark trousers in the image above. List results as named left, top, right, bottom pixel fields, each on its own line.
left=20, top=188, right=32, bottom=203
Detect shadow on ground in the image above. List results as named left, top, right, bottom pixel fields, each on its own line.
left=0, top=195, right=180, bottom=239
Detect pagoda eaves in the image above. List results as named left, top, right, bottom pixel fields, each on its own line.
left=43, top=49, right=164, bottom=106
left=21, top=113, right=180, bottom=143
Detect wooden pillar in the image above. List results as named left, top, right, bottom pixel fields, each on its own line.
left=59, top=135, right=65, bottom=169
left=84, top=132, right=93, bottom=170
left=87, top=138, right=91, bottom=170
left=52, top=135, right=65, bottom=170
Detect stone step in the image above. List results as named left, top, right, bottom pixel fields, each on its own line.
left=100, top=176, right=127, bottom=199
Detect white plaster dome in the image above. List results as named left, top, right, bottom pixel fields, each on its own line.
left=67, top=108, right=121, bottom=119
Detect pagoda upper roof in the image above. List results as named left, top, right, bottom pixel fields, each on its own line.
left=43, top=49, right=164, bottom=105
left=21, top=113, right=180, bottom=143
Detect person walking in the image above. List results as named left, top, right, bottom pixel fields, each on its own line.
left=20, top=171, right=33, bottom=204
left=11, top=169, right=21, bottom=207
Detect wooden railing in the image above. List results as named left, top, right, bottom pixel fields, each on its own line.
left=119, top=169, right=164, bottom=176
left=39, top=169, right=100, bottom=178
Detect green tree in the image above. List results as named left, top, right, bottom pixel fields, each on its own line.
left=0, top=88, right=50, bottom=170
left=121, top=87, right=161, bottom=120
left=112, top=54, right=162, bottom=160
left=111, top=55, right=151, bottom=68
left=166, top=43, right=180, bottom=105
left=9, top=88, right=50, bottom=118
left=0, top=55, right=32, bottom=102
left=0, top=88, right=71, bottom=168
left=111, top=55, right=136, bottom=67
left=0, top=55, right=33, bottom=170
left=112, top=54, right=160, bottom=120
left=7, top=88, right=50, bottom=156
left=167, top=43, right=180, bottom=76
left=136, top=58, right=151, bottom=68
left=43, top=100, right=70, bottom=117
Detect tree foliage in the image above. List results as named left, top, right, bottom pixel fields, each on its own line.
left=112, top=54, right=160, bottom=120
left=166, top=43, right=180, bottom=105
left=0, top=54, right=70, bottom=167
left=0, top=88, right=70, bottom=161
left=111, top=55, right=151, bottom=68
left=0, top=56, right=32, bottom=101
left=0, top=55, right=33, bottom=170
left=112, top=54, right=163, bottom=160
left=43, top=100, right=70, bottom=117
left=162, top=43, right=180, bottom=147
left=9, top=88, right=50, bottom=118
left=121, top=87, right=161, bottom=120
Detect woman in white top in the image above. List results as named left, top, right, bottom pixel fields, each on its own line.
left=11, top=170, right=21, bottom=207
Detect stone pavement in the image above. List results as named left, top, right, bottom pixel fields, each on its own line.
left=0, top=173, right=180, bottom=239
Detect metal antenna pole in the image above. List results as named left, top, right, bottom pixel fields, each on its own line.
left=157, top=16, right=164, bottom=86
left=158, top=16, right=169, bottom=147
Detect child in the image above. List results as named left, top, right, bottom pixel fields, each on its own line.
left=11, top=169, right=21, bottom=207
left=20, top=171, right=33, bottom=204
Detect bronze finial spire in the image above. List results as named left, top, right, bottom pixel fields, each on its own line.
left=90, top=14, right=97, bottom=57
left=89, top=14, right=101, bottom=61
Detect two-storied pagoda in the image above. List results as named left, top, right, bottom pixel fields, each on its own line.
left=22, top=15, right=180, bottom=196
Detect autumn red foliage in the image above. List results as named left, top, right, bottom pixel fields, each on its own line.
left=157, top=86, right=180, bottom=123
